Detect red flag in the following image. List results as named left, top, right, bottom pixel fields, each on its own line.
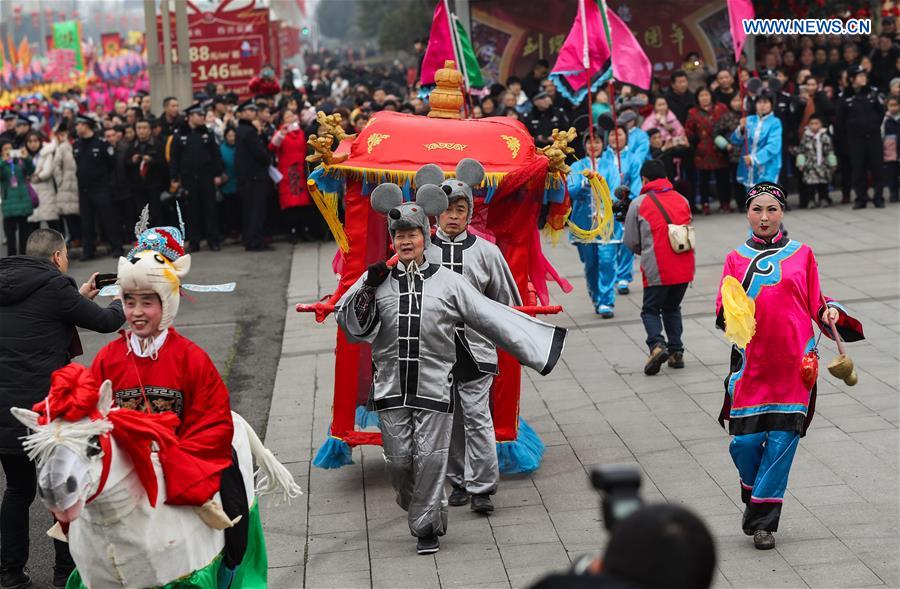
left=728, top=0, right=755, bottom=62
left=419, top=0, right=455, bottom=86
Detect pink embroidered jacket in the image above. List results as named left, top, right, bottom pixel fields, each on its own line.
left=715, top=231, right=864, bottom=436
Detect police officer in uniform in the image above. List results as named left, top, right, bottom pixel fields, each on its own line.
left=235, top=100, right=272, bottom=251
left=771, top=74, right=798, bottom=198
left=838, top=66, right=886, bottom=209
left=73, top=114, right=123, bottom=261
left=169, top=103, right=225, bottom=251
left=526, top=91, right=570, bottom=148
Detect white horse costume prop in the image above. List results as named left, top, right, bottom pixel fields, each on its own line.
left=12, top=374, right=300, bottom=589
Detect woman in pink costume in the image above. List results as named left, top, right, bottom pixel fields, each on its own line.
left=715, top=181, right=864, bottom=550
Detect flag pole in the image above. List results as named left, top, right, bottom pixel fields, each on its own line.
left=598, top=0, right=623, bottom=182
left=446, top=0, right=473, bottom=118
left=580, top=0, right=597, bottom=171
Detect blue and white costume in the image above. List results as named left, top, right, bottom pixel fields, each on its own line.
left=730, top=112, right=783, bottom=187
left=567, top=148, right=642, bottom=314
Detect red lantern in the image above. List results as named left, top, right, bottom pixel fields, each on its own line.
left=800, top=350, right=819, bottom=389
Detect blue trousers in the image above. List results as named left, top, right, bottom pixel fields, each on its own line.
left=576, top=242, right=617, bottom=308
left=729, top=430, right=800, bottom=532
left=616, top=243, right=634, bottom=285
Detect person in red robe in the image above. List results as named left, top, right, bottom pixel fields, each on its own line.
left=90, top=223, right=248, bottom=576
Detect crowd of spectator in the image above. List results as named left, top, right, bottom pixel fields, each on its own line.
left=3, top=21, right=900, bottom=261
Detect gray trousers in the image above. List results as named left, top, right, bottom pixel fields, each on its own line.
left=380, top=408, right=453, bottom=538
left=446, top=374, right=499, bottom=496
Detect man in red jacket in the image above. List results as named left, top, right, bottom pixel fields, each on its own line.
left=623, top=159, right=696, bottom=375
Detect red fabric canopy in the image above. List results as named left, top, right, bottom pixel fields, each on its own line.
left=332, top=111, right=541, bottom=183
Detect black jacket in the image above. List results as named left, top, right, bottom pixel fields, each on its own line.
left=0, top=256, right=124, bottom=454
left=73, top=133, right=115, bottom=191
left=526, top=106, right=571, bottom=148
left=127, top=138, right=169, bottom=195
left=235, top=119, right=271, bottom=182
left=664, top=88, right=697, bottom=125
left=838, top=85, right=885, bottom=139
left=169, top=124, right=224, bottom=181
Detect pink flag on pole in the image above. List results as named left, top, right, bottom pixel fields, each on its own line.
left=728, top=0, right=755, bottom=62
left=606, top=8, right=651, bottom=91
left=419, top=0, right=455, bottom=86
left=549, top=0, right=651, bottom=105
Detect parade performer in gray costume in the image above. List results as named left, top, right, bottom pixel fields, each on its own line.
left=335, top=178, right=566, bottom=555
left=420, top=159, right=521, bottom=515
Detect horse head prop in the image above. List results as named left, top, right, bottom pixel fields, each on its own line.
left=11, top=363, right=301, bottom=588
left=11, top=364, right=179, bottom=524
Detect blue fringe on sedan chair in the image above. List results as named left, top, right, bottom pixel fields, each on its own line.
left=312, top=426, right=354, bottom=469
left=355, top=405, right=381, bottom=429
left=496, top=417, right=545, bottom=474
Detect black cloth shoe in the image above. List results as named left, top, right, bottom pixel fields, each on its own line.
left=852, top=202, right=867, bottom=209
left=52, top=569, right=72, bottom=588
left=644, top=345, right=669, bottom=376
left=448, top=485, right=469, bottom=506
left=667, top=351, right=684, bottom=369
left=470, top=494, right=494, bottom=514
left=209, top=242, right=222, bottom=252
left=416, top=534, right=440, bottom=555
left=0, top=569, right=32, bottom=589
left=874, top=201, right=886, bottom=208
left=79, top=252, right=95, bottom=262
left=753, top=530, right=775, bottom=550
left=108, top=247, right=124, bottom=258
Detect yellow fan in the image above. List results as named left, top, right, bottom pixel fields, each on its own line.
left=721, top=275, right=756, bottom=348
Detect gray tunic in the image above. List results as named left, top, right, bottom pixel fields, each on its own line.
left=336, top=259, right=566, bottom=413
left=425, top=229, right=522, bottom=375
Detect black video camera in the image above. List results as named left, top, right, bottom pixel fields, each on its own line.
left=612, top=186, right=632, bottom=223
left=591, top=464, right=644, bottom=532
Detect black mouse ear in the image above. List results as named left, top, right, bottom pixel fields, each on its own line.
left=415, top=163, right=445, bottom=187
left=371, top=183, right=403, bottom=213
left=455, top=158, right=485, bottom=188
left=415, top=184, right=449, bottom=216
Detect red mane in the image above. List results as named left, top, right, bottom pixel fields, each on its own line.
left=35, top=364, right=180, bottom=506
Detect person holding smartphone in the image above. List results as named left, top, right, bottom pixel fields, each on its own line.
left=268, top=109, right=316, bottom=242
left=0, top=228, right=123, bottom=587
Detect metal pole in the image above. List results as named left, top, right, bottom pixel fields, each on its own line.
left=160, top=0, right=174, bottom=98
left=173, top=0, right=192, bottom=106
left=144, top=0, right=159, bottom=64
left=144, top=0, right=168, bottom=111
left=454, top=0, right=471, bottom=36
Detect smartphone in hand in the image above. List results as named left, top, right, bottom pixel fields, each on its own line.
left=95, top=273, right=118, bottom=288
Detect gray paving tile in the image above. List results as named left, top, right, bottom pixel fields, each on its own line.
left=264, top=213, right=900, bottom=587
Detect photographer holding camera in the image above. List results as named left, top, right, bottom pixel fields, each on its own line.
left=0, top=228, right=124, bottom=587
left=532, top=465, right=716, bottom=589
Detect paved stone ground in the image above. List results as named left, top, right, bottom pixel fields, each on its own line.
left=264, top=204, right=899, bottom=589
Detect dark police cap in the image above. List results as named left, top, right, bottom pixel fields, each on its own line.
left=184, top=102, right=205, bottom=115
left=236, top=99, right=258, bottom=113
